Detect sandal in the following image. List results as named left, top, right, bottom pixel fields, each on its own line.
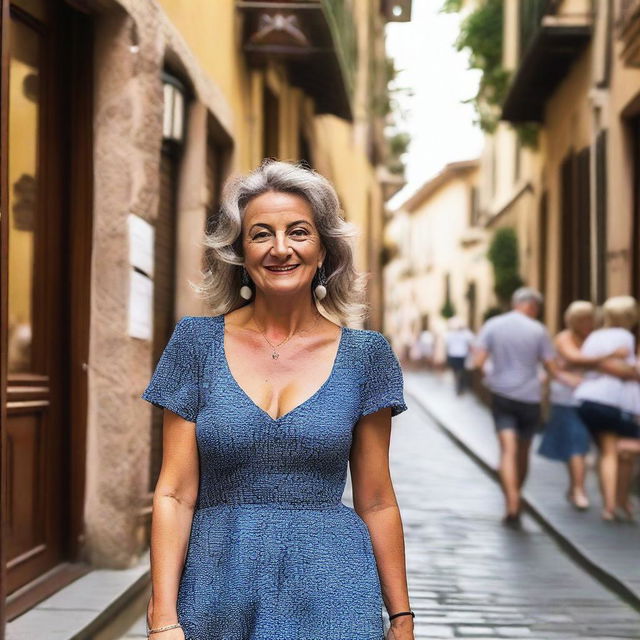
left=566, top=490, right=590, bottom=511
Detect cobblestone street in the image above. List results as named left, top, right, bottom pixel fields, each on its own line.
left=392, top=398, right=640, bottom=640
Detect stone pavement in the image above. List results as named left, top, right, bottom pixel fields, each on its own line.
left=404, top=369, right=640, bottom=611
left=388, top=398, right=640, bottom=639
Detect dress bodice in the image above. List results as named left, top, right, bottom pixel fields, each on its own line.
left=142, top=315, right=407, bottom=510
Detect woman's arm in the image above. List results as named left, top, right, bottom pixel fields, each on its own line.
left=349, top=408, right=413, bottom=640
left=597, top=358, right=640, bottom=380
left=147, top=409, right=200, bottom=631
left=555, top=331, right=627, bottom=367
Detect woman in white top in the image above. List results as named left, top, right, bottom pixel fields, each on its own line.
left=575, top=296, right=640, bottom=520
left=538, top=301, right=627, bottom=510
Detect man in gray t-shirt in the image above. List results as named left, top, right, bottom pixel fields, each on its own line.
left=472, top=287, right=558, bottom=527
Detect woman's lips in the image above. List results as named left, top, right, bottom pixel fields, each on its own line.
left=263, top=264, right=300, bottom=274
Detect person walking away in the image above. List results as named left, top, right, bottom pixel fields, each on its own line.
left=537, top=301, right=628, bottom=510
left=471, top=288, right=562, bottom=527
left=418, top=321, right=435, bottom=369
left=445, top=317, right=475, bottom=395
left=574, top=296, right=640, bottom=521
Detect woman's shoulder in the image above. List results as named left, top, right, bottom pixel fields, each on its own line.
left=177, top=314, right=222, bottom=330
left=345, top=327, right=395, bottom=359
left=175, top=315, right=223, bottom=349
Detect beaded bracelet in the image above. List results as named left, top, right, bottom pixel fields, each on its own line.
left=389, top=610, right=415, bottom=621
left=147, top=622, right=182, bottom=635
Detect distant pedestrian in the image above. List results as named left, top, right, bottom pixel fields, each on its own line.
left=472, top=288, right=559, bottom=527
left=537, top=301, right=628, bottom=511
left=417, top=323, right=435, bottom=368
left=575, top=296, right=640, bottom=521
left=445, top=317, right=475, bottom=395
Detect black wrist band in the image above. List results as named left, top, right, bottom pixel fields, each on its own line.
left=389, top=610, right=415, bottom=621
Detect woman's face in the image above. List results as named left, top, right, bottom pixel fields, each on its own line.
left=242, top=191, right=326, bottom=300
left=572, top=314, right=594, bottom=338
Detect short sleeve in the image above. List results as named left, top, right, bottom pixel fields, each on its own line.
left=539, top=328, right=556, bottom=363
left=360, top=333, right=408, bottom=418
left=141, top=317, right=200, bottom=422
left=475, top=322, right=492, bottom=351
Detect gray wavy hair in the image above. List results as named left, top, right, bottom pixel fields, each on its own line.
left=194, top=160, right=368, bottom=326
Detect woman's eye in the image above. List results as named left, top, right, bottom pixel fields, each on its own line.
left=252, top=232, right=270, bottom=240
left=291, top=229, right=308, bottom=237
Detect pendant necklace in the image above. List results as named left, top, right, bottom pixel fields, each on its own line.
left=254, top=313, right=321, bottom=360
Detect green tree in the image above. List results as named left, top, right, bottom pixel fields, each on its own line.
left=442, top=0, right=538, bottom=146
left=441, top=297, right=456, bottom=319
left=487, top=227, right=524, bottom=307
left=441, top=274, right=457, bottom=319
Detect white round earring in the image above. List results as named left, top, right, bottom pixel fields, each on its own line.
left=314, top=264, right=327, bottom=301
left=240, top=267, right=253, bottom=300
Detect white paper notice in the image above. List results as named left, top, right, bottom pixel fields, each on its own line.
left=129, top=270, right=153, bottom=340
left=128, top=214, right=154, bottom=277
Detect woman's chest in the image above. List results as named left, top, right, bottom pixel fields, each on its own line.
left=225, top=353, right=337, bottom=421
left=198, top=364, right=365, bottom=453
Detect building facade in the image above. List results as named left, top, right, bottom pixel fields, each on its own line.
left=483, top=0, right=640, bottom=332
left=0, top=1, right=410, bottom=635
left=383, top=160, right=491, bottom=361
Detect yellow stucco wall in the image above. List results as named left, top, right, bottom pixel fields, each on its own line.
left=156, top=0, right=387, bottom=328
left=606, top=38, right=640, bottom=296
left=539, top=45, right=592, bottom=329
left=157, top=0, right=253, bottom=170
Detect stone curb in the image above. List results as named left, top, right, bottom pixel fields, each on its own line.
left=6, top=553, right=150, bottom=640
left=405, top=388, right=640, bottom=614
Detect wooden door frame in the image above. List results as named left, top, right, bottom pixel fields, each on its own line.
left=1, top=1, right=92, bottom=622
left=1, top=0, right=10, bottom=637
left=65, top=3, right=92, bottom=565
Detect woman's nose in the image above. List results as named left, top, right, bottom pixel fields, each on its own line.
left=271, top=232, right=291, bottom=256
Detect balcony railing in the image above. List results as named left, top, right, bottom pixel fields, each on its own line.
left=502, top=0, right=592, bottom=122
left=237, top=0, right=357, bottom=120
left=519, top=0, right=552, bottom=59
left=321, top=0, right=357, bottom=106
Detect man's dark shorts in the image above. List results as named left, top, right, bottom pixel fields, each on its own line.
left=490, top=393, right=541, bottom=441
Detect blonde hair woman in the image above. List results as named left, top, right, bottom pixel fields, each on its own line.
left=575, top=296, right=640, bottom=520
left=141, top=161, right=414, bottom=640
left=538, top=301, right=627, bottom=510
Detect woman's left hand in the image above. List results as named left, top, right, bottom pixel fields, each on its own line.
left=385, top=616, right=415, bottom=640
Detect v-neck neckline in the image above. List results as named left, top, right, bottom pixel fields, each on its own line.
left=219, top=314, right=346, bottom=423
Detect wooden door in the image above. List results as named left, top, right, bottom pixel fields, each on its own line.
left=559, top=147, right=591, bottom=326
left=3, top=0, right=91, bottom=616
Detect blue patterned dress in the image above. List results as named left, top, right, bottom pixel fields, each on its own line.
left=141, top=314, right=407, bottom=640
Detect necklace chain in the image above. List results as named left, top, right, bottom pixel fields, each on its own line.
left=253, top=313, right=322, bottom=360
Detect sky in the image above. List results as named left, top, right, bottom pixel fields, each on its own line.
left=385, top=0, right=484, bottom=208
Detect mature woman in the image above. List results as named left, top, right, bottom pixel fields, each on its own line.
left=538, top=301, right=626, bottom=510
left=575, top=296, right=640, bottom=521
left=141, top=161, right=414, bottom=640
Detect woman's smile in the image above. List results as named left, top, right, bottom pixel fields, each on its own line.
left=263, top=264, right=300, bottom=274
